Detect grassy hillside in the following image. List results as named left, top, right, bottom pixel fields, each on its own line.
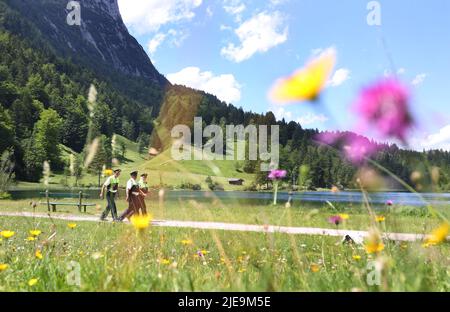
left=12, top=135, right=255, bottom=191
left=137, top=147, right=255, bottom=191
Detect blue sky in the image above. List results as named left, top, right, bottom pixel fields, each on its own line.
left=117, top=0, right=450, bottom=150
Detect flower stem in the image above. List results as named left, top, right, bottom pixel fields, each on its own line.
left=273, top=182, right=279, bottom=205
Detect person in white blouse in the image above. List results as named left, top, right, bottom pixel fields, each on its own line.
left=99, top=169, right=121, bottom=221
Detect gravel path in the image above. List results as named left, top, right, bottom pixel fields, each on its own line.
left=0, top=211, right=434, bottom=242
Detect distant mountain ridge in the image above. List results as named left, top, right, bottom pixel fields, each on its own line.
left=4, top=0, right=168, bottom=85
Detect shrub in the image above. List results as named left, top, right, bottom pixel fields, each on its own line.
left=179, top=182, right=201, bottom=191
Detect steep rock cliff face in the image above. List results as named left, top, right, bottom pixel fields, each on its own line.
left=5, top=0, right=168, bottom=85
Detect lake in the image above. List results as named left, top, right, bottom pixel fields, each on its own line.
left=6, top=189, right=450, bottom=207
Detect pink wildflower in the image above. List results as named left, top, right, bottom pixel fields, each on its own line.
left=316, top=132, right=379, bottom=165
left=328, top=215, right=343, bottom=226
left=342, top=135, right=379, bottom=164
left=268, top=169, right=287, bottom=180
left=354, top=79, right=413, bottom=142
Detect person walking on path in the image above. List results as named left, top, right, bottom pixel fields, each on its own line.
left=137, top=173, right=149, bottom=215
left=99, top=169, right=121, bottom=221
left=118, top=171, right=145, bottom=221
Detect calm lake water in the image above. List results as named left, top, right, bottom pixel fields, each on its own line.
left=7, top=189, right=450, bottom=207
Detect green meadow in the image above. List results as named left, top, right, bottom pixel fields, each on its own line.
left=0, top=214, right=449, bottom=292
left=1, top=197, right=449, bottom=234
left=1, top=196, right=449, bottom=292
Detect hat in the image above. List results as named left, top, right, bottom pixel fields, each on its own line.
left=130, top=171, right=138, bottom=176
left=113, top=169, right=121, bottom=173
left=141, top=173, right=148, bottom=177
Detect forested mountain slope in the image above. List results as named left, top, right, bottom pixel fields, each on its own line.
left=0, top=0, right=448, bottom=191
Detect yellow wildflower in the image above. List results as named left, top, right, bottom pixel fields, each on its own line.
left=160, top=259, right=171, bottom=265
left=104, top=169, right=113, bottom=176
left=29, top=230, right=42, bottom=237
left=270, top=48, right=336, bottom=103
left=364, top=228, right=385, bottom=254
left=238, top=268, right=247, bottom=273
left=181, top=239, right=193, bottom=245
left=423, top=222, right=449, bottom=247
left=365, top=241, right=385, bottom=254
left=26, top=236, right=36, bottom=241
left=0, top=264, right=9, bottom=272
left=67, top=223, right=77, bottom=229
left=28, top=278, right=38, bottom=287
left=352, top=255, right=362, bottom=261
left=0, top=230, right=15, bottom=239
left=130, top=214, right=152, bottom=231
left=375, top=216, right=386, bottom=223
left=35, top=250, right=43, bottom=260
left=310, top=264, right=320, bottom=273
left=339, top=214, right=350, bottom=220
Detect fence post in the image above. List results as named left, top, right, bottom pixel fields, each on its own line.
left=46, top=190, right=50, bottom=212
left=78, top=191, right=82, bottom=213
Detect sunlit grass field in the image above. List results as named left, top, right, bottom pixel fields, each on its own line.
left=1, top=193, right=449, bottom=292
left=0, top=215, right=449, bottom=292
left=1, top=198, right=449, bottom=234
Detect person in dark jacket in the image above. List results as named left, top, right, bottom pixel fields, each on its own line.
left=118, top=171, right=146, bottom=221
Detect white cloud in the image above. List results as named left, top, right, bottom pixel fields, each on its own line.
left=206, top=6, right=214, bottom=17
left=310, top=46, right=336, bottom=57
left=311, top=48, right=324, bottom=56
left=223, top=0, right=246, bottom=17
left=148, top=33, right=167, bottom=55
left=296, top=113, right=329, bottom=126
left=167, top=29, right=189, bottom=47
left=328, top=68, right=350, bottom=87
left=384, top=68, right=407, bottom=77
left=118, top=0, right=202, bottom=34
left=269, top=108, right=329, bottom=126
left=270, top=0, right=288, bottom=5
left=167, top=67, right=242, bottom=103
left=412, top=73, right=428, bottom=86
left=415, top=125, right=450, bottom=151
left=220, top=24, right=233, bottom=31
left=273, top=107, right=293, bottom=120
left=146, top=29, right=188, bottom=55
left=221, top=11, right=288, bottom=63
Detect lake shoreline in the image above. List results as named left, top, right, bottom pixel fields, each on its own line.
left=4, top=189, right=450, bottom=207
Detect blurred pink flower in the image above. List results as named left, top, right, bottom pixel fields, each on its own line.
left=386, top=200, right=394, bottom=206
left=268, top=169, right=287, bottom=180
left=354, top=79, right=413, bottom=142
left=343, top=135, right=379, bottom=164
left=328, top=215, right=343, bottom=226
left=316, top=132, right=379, bottom=165
left=316, top=132, right=342, bottom=145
